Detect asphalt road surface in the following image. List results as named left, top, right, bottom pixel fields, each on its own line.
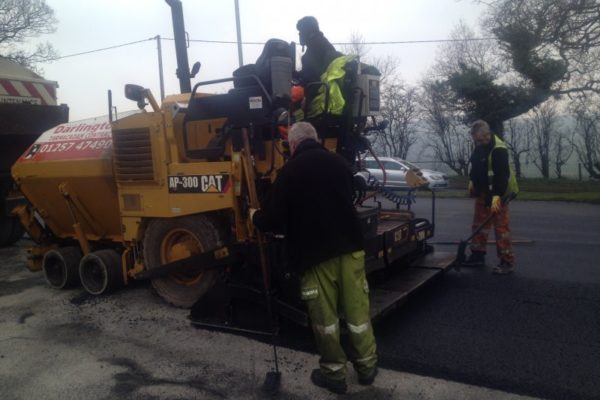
left=277, top=197, right=600, bottom=400
left=380, top=197, right=600, bottom=400
left=1, top=197, right=598, bottom=399
left=268, top=198, right=600, bottom=400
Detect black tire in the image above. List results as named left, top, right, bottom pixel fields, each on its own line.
left=79, top=249, right=123, bottom=295
left=43, top=247, right=82, bottom=289
left=143, top=215, right=220, bottom=308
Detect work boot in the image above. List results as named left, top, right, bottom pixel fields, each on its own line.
left=461, top=251, right=486, bottom=268
left=310, top=369, right=347, bottom=394
left=357, top=366, right=378, bottom=385
left=492, top=261, right=514, bottom=275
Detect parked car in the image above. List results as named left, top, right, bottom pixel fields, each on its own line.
left=363, top=157, right=449, bottom=190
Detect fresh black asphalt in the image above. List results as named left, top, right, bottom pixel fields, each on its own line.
left=275, top=197, right=600, bottom=400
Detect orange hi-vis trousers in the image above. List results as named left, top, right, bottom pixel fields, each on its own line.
left=470, top=195, right=515, bottom=265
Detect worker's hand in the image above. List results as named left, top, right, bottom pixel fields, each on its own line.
left=249, top=207, right=258, bottom=221
left=490, top=195, right=502, bottom=213
left=246, top=208, right=258, bottom=236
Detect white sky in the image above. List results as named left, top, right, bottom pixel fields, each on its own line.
left=37, top=0, right=486, bottom=120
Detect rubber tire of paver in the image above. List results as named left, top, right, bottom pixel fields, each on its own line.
left=143, top=214, right=220, bottom=308
left=79, top=249, right=123, bottom=295
left=43, top=247, right=83, bottom=289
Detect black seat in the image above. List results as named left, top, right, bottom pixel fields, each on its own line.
left=186, top=85, right=270, bottom=126
left=233, top=38, right=291, bottom=94
left=183, top=39, right=293, bottom=159
left=186, top=38, right=293, bottom=126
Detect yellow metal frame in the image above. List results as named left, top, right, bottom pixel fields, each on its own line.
left=16, top=87, right=339, bottom=285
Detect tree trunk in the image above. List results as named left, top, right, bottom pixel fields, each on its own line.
left=542, top=156, right=550, bottom=178
left=513, top=156, right=522, bottom=178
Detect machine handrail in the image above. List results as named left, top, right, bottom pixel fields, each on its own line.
left=190, top=75, right=273, bottom=108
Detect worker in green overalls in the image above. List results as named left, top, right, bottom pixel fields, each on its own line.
left=251, top=122, right=378, bottom=394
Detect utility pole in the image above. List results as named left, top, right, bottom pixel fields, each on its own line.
left=234, top=0, right=244, bottom=67
left=155, top=35, right=165, bottom=100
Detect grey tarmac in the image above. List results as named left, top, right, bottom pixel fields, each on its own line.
left=3, top=197, right=599, bottom=399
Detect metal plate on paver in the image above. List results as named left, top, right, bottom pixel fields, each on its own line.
left=410, top=250, right=456, bottom=271
left=369, top=267, right=441, bottom=321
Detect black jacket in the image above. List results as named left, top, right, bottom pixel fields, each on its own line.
left=469, top=135, right=510, bottom=203
left=298, top=32, right=342, bottom=101
left=253, top=139, right=364, bottom=273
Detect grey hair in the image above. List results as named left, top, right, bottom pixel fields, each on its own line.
left=288, top=121, right=319, bottom=144
left=470, top=119, right=491, bottom=136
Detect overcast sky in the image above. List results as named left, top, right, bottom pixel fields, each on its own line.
left=37, top=0, right=486, bottom=120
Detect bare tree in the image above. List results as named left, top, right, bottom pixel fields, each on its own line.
left=374, top=82, right=420, bottom=159
left=552, top=127, right=574, bottom=178
left=372, top=55, right=401, bottom=89
left=419, top=23, right=499, bottom=175
left=0, top=0, right=57, bottom=69
left=342, top=32, right=419, bottom=159
left=429, top=20, right=532, bottom=135
left=342, top=32, right=370, bottom=59
left=571, top=96, right=600, bottom=178
left=482, top=0, right=600, bottom=97
left=427, top=1, right=600, bottom=141
left=433, top=21, right=505, bottom=79
left=530, top=102, right=561, bottom=178
left=420, top=80, right=471, bottom=176
left=341, top=31, right=399, bottom=88
left=504, top=118, right=533, bottom=178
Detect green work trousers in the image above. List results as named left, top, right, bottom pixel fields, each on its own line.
left=300, top=250, right=378, bottom=381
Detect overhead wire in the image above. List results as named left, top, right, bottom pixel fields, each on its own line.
left=46, top=37, right=156, bottom=61
left=46, top=36, right=496, bottom=61
left=165, top=37, right=496, bottom=45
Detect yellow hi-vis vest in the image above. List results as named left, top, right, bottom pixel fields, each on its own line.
left=307, top=55, right=356, bottom=118
left=488, top=134, right=519, bottom=195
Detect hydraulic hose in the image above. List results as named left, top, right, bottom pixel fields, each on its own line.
left=362, top=170, right=416, bottom=206
left=358, top=142, right=415, bottom=207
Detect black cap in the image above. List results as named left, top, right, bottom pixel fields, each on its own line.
left=296, top=16, right=319, bottom=34
left=296, top=16, right=320, bottom=46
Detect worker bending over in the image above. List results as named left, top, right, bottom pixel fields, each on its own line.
left=464, top=120, right=519, bottom=274
left=251, top=122, right=378, bottom=394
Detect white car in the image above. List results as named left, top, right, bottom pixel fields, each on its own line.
left=363, top=157, right=449, bottom=190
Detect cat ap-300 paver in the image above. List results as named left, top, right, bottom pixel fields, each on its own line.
left=11, top=0, right=454, bottom=332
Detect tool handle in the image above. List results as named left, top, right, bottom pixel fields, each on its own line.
left=241, top=128, right=281, bottom=377
left=241, top=128, right=271, bottom=292
left=502, top=191, right=517, bottom=205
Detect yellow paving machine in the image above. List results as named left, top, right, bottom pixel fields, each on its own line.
left=12, top=0, right=453, bottom=331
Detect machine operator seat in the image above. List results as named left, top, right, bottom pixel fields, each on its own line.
left=183, top=39, right=293, bottom=160
left=232, top=38, right=293, bottom=101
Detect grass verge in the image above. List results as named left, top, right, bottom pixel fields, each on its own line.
left=422, top=176, right=600, bottom=203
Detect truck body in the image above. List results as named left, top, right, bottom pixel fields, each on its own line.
left=0, top=57, right=68, bottom=246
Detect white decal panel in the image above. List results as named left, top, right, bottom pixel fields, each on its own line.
left=168, top=174, right=231, bottom=194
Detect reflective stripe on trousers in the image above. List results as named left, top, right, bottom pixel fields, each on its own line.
left=300, top=251, right=378, bottom=380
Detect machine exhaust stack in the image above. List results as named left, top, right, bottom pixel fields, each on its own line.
left=165, top=0, right=192, bottom=93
